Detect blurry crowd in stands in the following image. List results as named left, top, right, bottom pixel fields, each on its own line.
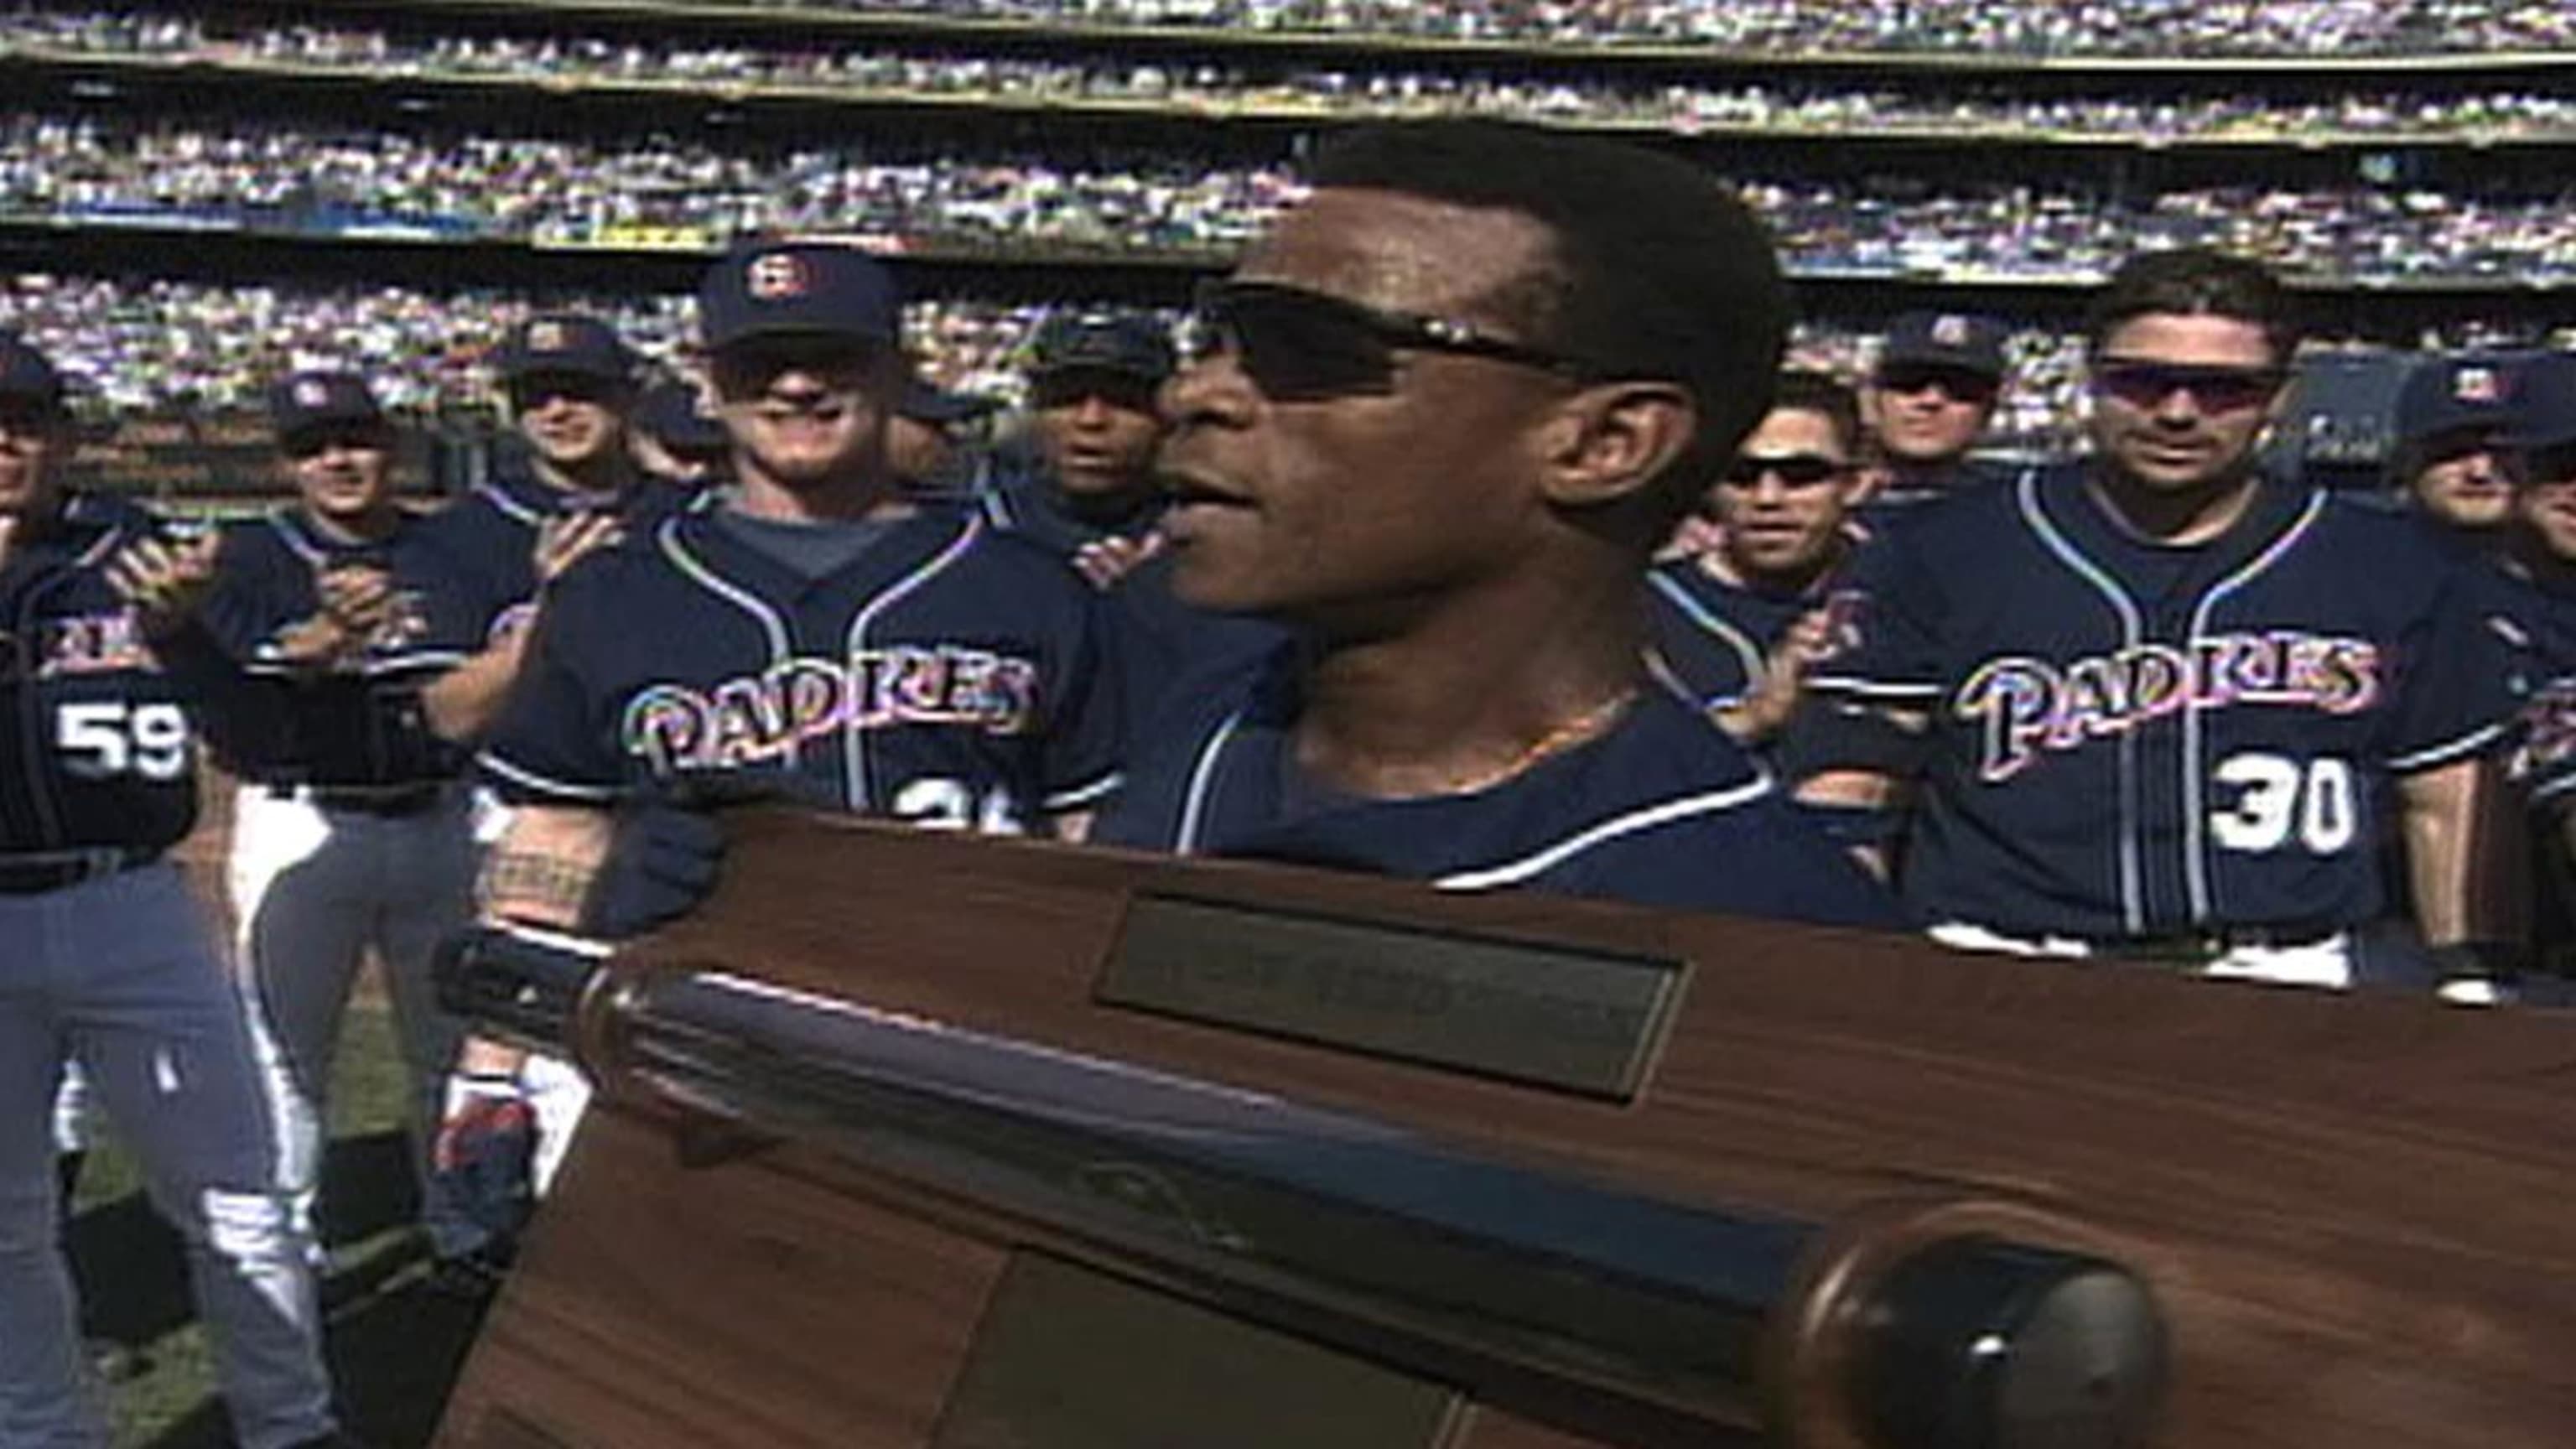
left=188, top=0, right=2576, bottom=57
left=12, top=271, right=2576, bottom=461
left=12, top=7, right=2576, bottom=143
left=8, top=114, right=2576, bottom=285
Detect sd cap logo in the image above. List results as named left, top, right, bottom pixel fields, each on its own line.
left=293, top=379, right=330, bottom=408
left=527, top=320, right=567, bottom=353
left=746, top=252, right=811, bottom=302
left=1930, top=314, right=1972, bottom=347
left=2454, top=366, right=2501, bottom=404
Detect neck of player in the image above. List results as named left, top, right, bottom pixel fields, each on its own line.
left=728, top=454, right=901, bottom=524
left=1291, top=562, right=1645, bottom=800
left=303, top=501, right=400, bottom=545
left=532, top=447, right=637, bottom=501
left=2089, top=460, right=2262, bottom=546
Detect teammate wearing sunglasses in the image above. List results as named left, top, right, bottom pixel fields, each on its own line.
left=1093, top=120, right=1893, bottom=926
left=1800, top=247, right=2524, bottom=990
left=1858, top=310, right=2011, bottom=517
left=1648, top=371, right=1867, bottom=749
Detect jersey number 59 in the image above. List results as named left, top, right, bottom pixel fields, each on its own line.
left=2210, top=751, right=2357, bottom=855
left=56, top=701, right=190, bottom=782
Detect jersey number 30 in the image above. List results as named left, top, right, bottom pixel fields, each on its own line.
left=2211, top=752, right=2356, bottom=855
left=56, top=701, right=190, bottom=782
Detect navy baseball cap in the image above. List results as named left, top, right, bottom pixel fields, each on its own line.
left=0, top=331, right=65, bottom=407
left=2392, top=354, right=2523, bottom=444
left=698, top=242, right=901, bottom=351
left=492, top=313, right=637, bottom=384
left=635, top=378, right=729, bottom=460
left=899, top=378, right=998, bottom=426
left=1028, top=309, right=1175, bottom=383
left=1877, top=311, right=2010, bottom=382
left=267, top=371, right=385, bottom=439
left=2501, top=352, right=2576, bottom=453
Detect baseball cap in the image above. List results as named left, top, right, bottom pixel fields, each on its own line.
left=267, top=371, right=385, bottom=439
left=2501, top=352, right=2576, bottom=453
left=1877, top=311, right=2009, bottom=382
left=1028, top=309, right=1176, bottom=383
left=0, top=332, right=65, bottom=407
left=899, top=378, right=999, bottom=426
left=635, top=378, right=729, bottom=460
left=2392, top=354, right=2523, bottom=444
left=698, top=242, right=901, bottom=352
left=491, top=312, right=637, bottom=384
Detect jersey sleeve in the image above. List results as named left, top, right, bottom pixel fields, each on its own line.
left=2384, top=568, right=2517, bottom=774
left=1036, top=586, right=1127, bottom=814
left=1803, top=533, right=1945, bottom=707
left=475, top=573, right=628, bottom=805
left=195, top=525, right=304, bottom=666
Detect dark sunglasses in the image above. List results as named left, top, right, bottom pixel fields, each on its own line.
left=1876, top=366, right=1996, bottom=404
left=280, top=425, right=389, bottom=461
left=2091, top=361, right=2284, bottom=414
left=1720, top=454, right=1846, bottom=488
left=508, top=372, right=625, bottom=412
left=1188, top=278, right=1598, bottom=401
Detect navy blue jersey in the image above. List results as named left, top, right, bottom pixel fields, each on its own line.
left=2489, top=560, right=2576, bottom=969
left=480, top=506, right=1124, bottom=831
left=1644, top=557, right=1826, bottom=714
left=203, top=508, right=487, bottom=687
left=192, top=506, right=486, bottom=787
left=1807, top=465, right=2515, bottom=939
left=979, top=465, right=1283, bottom=747
left=1095, top=643, right=1898, bottom=927
left=975, top=465, right=1159, bottom=559
left=1, top=492, right=198, bottom=855
left=420, top=446, right=699, bottom=641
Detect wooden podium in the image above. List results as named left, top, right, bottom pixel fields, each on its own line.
left=432, top=811, right=2576, bottom=1449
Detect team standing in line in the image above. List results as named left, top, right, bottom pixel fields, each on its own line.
left=5, top=117, right=2573, bottom=1445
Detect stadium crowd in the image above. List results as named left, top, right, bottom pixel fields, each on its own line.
left=428, top=0, right=2576, bottom=56
left=8, top=79, right=2575, bottom=1445
left=17, top=272, right=2576, bottom=460
left=12, top=7, right=2576, bottom=143
left=8, top=114, right=2576, bottom=286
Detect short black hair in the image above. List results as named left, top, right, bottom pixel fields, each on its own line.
left=1765, top=369, right=1862, bottom=456
left=1305, top=120, right=1790, bottom=501
left=2085, top=247, right=2300, bottom=366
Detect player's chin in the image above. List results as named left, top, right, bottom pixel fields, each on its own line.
left=1164, top=542, right=1277, bottom=615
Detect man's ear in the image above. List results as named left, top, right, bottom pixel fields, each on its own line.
left=1535, top=381, right=1698, bottom=509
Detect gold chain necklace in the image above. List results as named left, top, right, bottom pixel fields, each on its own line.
left=1433, top=687, right=1639, bottom=797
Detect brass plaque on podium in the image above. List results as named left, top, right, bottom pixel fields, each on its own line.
left=933, top=1254, right=1457, bottom=1449
left=1099, top=894, right=1679, bottom=1099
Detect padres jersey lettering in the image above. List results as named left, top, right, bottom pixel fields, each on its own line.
left=1, top=495, right=198, bottom=856
left=481, top=507, right=1123, bottom=829
left=1809, top=466, right=2513, bottom=939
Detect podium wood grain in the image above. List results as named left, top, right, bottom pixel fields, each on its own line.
left=438, top=812, right=2576, bottom=1448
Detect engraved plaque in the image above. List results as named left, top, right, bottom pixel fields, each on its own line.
left=933, top=1254, right=1457, bottom=1449
left=1099, top=893, right=1680, bottom=1100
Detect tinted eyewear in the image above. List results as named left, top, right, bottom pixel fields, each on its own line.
left=1721, top=454, right=1846, bottom=488
left=1189, top=278, right=1599, bottom=401
left=1877, top=366, right=1997, bottom=404
left=2091, top=361, right=2284, bottom=414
